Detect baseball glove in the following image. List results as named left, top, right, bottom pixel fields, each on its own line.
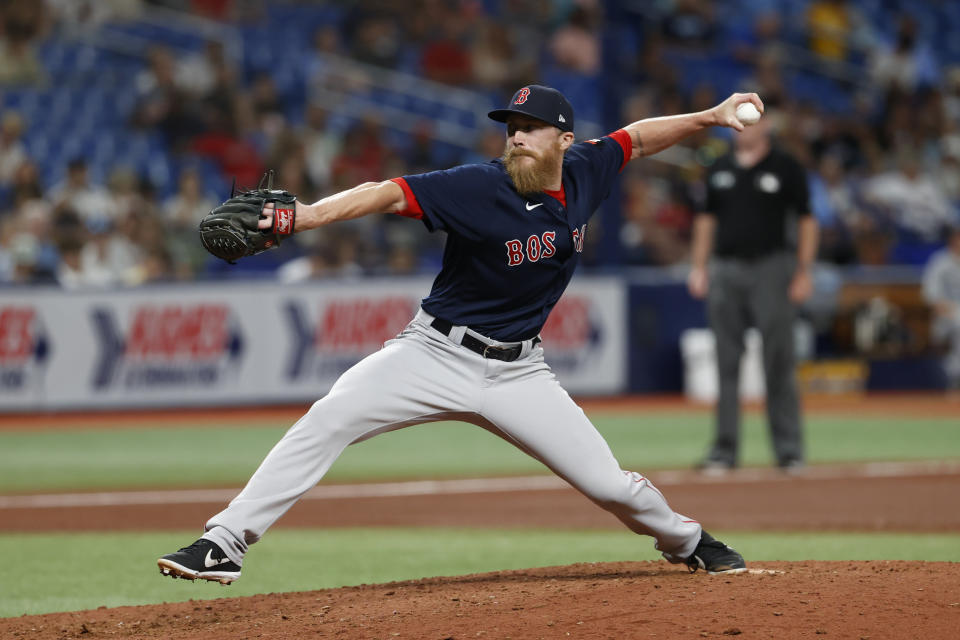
left=198, top=170, right=297, bottom=263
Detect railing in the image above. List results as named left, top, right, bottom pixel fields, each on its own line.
left=308, top=52, right=606, bottom=150
left=66, top=4, right=243, bottom=66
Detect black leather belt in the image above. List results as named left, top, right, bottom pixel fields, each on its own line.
left=430, top=317, right=539, bottom=362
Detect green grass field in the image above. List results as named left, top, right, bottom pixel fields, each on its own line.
left=2, top=529, right=958, bottom=618
left=2, top=410, right=958, bottom=492
left=2, top=408, right=958, bottom=618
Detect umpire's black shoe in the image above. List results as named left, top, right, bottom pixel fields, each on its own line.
left=685, top=531, right=747, bottom=575
left=695, top=459, right=736, bottom=477
left=777, top=458, right=806, bottom=475
left=158, top=538, right=241, bottom=585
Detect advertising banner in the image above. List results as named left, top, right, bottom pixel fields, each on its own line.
left=541, top=278, right=626, bottom=394
left=0, top=277, right=625, bottom=411
left=0, top=303, right=52, bottom=409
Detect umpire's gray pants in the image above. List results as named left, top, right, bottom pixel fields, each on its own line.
left=932, top=313, right=960, bottom=387
left=705, top=252, right=804, bottom=466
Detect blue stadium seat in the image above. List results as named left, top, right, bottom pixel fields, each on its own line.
left=145, top=150, right=173, bottom=193
left=92, top=136, right=116, bottom=163
left=40, top=158, right=65, bottom=188
left=888, top=241, right=944, bottom=266
left=26, top=136, right=51, bottom=163
left=2, top=91, right=23, bottom=109
left=383, top=128, right=410, bottom=153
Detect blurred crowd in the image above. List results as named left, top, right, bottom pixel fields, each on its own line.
left=616, top=1, right=960, bottom=269
left=1, top=0, right=960, bottom=288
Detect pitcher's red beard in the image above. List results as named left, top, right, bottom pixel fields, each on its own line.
left=502, top=142, right=565, bottom=195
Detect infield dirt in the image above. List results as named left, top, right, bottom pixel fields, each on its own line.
left=3, top=560, right=958, bottom=639
left=3, top=468, right=960, bottom=639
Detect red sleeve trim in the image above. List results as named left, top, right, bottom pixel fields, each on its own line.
left=608, top=129, right=633, bottom=172
left=389, top=177, right=424, bottom=219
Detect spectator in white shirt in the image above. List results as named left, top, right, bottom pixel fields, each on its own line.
left=48, top=158, right=118, bottom=228
left=922, top=227, right=960, bottom=390
left=862, top=149, right=957, bottom=242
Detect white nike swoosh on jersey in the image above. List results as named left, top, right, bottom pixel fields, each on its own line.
left=204, top=549, right=232, bottom=568
left=525, top=202, right=543, bottom=210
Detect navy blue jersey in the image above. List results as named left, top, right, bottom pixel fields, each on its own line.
left=393, top=130, right=631, bottom=341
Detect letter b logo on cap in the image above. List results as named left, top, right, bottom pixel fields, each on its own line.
left=514, top=88, right=530, bottom=105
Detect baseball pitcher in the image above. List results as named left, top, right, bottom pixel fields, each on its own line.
left=159, top=85, right=763, bottom=584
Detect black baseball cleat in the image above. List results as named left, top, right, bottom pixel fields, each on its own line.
left=685, top=531, right=747, bottom=575
left=158, top=538, right=241, bottom=585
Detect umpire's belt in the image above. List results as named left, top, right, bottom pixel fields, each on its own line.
left=430, top=317, right=539, bottom=362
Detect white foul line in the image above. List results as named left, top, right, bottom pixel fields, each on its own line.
left=1, top=460, right=959, bottom=510
left=0, top=476, right=568, bottom=509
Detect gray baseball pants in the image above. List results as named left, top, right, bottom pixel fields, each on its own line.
left=705, top=252, right=804, bottom=466
left=933, top=313, right=960, bottom=387
left=203, top=308, right=702, bottom=565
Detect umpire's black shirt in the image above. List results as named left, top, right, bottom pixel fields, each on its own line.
left=705, top=145, right=811, bottom=260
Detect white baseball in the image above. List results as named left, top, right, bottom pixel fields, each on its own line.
left=735, top=102, right=761, bottom=126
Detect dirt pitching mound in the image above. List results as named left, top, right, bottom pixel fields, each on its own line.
left=4, top=560, right=957, bottom=639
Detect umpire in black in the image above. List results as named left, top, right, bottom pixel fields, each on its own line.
left=687, top=112, right=818, bottom=472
